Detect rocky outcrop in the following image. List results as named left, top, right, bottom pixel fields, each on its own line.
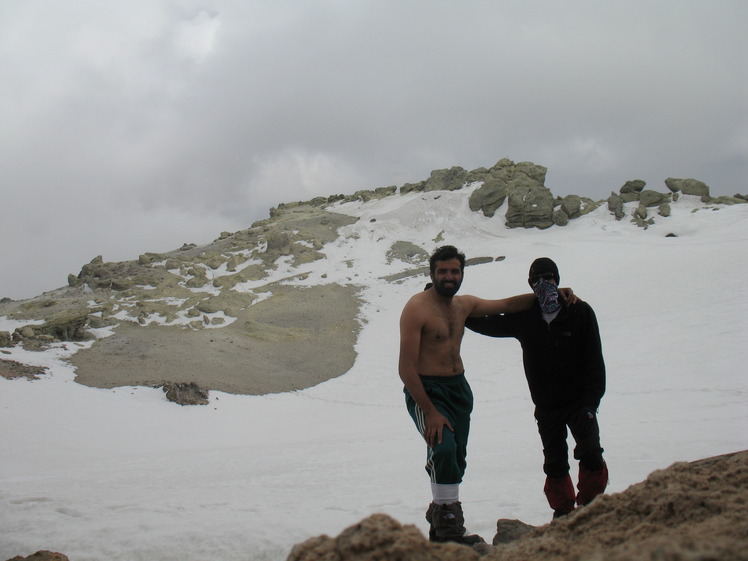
left=289, top=450, right=748, bottom=561
left=505, top=185, right=555, bottom=229
left=601, top=177, right=747, bottom=228
left=0, top=359, right=47, bottom=380
left=492, top=519, right=535, bottom=545
left=386, top=241, right=430, bottom=266
left=5, top=552, right=69, bottom=561
left=162, top=381, right=210, bottom=405
left=425, top=167, right=470, bottom=192
left=468, top=159, right=549, bottom=223
left=287, top=512, right=482, bottom=561
left=1, top=158, right=743, bottom=344
left=6, top=308, right=94, bottom=349
left=467, top=159, right=608, bottom=228
left=2, top=157, right=745, bottom=387
left=666, top=177, right=710, bottom=199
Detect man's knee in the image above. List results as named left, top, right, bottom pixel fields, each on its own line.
left=574, top=443, right=604, bottom=472
left=542, top=443, right=570, bottom=478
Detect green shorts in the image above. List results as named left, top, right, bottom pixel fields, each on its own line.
left=404, top=372, right=474, bottom=485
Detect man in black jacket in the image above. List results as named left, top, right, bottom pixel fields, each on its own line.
left=465, top=257, right=608, bottom=518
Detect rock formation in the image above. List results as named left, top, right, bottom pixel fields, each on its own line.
left=288, top=450, right=748, bottom=561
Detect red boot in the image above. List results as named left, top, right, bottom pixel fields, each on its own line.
left=544, top=474, right=576, bottom=518
left=577, top=461, right=608, bottom=506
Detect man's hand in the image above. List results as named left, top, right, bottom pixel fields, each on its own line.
left=559, top=287, right=578, bottom=305
left=424, top=410, right=454, bottom=447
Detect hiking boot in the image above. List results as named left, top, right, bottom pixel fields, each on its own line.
left=552, top=508, right=574, bottom=519
left=425, top=501, right=486, bottom=545
left=577, top=461, right=609, bottom=506
left=544, top=474, right=576, bottom=517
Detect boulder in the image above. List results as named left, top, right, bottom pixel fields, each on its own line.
left=468, top=159, right=548, bottom=219
left=5, top=551, right=69, bottom=561
left=493, top=519, right=535, bottom=545
left=424, top=167, right=469, bottom=192
left=505, top=186, right=555, bottom=229
left=386, top=241, right=429, bottom=266
left=468, top=179, right=508, bottom=217
left=620, top=192, right=640, bottom=203
left=620, top=179, right=646, bottom=193
left=665, top=178, right=710, bottom=199
left=607, top=192, right=625, bottom=220
left=552, top=208, right=569, bottom=226
left=162, top=382, right=210, bottom=406
left=710, top=195, right=748, bottom=205
left=287, top=513, right=482, bottom=561
left=400, top=181, right=427, bottom=194
left=559, top=195, right=582, bottom=218
left=14, top=310, right=91, bottom=342
left=639, top=190, right=669, bottom=207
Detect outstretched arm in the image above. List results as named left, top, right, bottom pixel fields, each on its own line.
left=466, top=287, right=577, bottom=317
left=466, top=293, right=535, bottom=317
left=465, top=314, right=515, bottom=337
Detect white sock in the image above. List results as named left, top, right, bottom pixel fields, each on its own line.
left=431, top=483, right=459, bottom=504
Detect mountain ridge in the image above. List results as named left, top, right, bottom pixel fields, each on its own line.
left=0, top=158, right=746, bottom=401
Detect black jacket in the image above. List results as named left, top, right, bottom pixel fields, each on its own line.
left=465, top=301, right=605, bottom=410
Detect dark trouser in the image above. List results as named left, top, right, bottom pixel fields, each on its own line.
left=404, top=373, right=473, bottom=485
left=535, top=403, right=604, bottom=478
left=536, top=404, right=607, bottom=513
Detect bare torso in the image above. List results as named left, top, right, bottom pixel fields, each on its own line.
left=407, top=290, right=470, bottom=376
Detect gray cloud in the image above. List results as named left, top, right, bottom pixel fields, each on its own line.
left=1, top=0, right=746, bottom=299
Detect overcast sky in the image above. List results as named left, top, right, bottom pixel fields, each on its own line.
left=1, top=0, right=746, bottom=300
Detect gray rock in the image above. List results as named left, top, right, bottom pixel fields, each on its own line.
left=162, top=382, right=209, bottom=406
left=19, top=310, right=92, bottom=342
left=639, top=190, right=669, bottom=207
left=710, top=195, right=748, bottom=205
left=423, top=167, right=469, bottom=192
left=620, top=179, right=646, bottom=193
left=560, top=195, right=582, bottom=218
left=553, top=208, right=569, bottom=226
left=607, top=193, right=625, bottom=220
left=386, top=241, right=429, bottom=265
left=399, top=181, right=426, bottom=194
left=505, top=186, right=555, bottom=229
left=469, top=159, right=549, bottom=222
left=468, top=179, right=508, bottom=217
left=665, top=178, right=710, bottom=198
left=493, top=518, right=535, bottom=545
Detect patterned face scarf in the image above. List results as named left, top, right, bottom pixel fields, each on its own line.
left=532, top=278, right=561, bottom=314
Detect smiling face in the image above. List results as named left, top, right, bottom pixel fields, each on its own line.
left=430, top=257, right=463, bottom=297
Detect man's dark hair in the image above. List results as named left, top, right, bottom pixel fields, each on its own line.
left=429, top=245, right=466, bottom=274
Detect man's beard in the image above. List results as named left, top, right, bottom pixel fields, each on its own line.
left=433, top=278, right=461, bottom=297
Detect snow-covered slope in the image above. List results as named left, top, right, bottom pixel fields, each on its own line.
left=1, top=187, right=747, bottom=561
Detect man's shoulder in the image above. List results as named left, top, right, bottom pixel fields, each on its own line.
left=565, top=299, right=596, bottom=318
left=403, top=289, right=436, bottom=312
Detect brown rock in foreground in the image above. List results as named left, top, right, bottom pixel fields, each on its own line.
left=290, top=450, right=748, bottom=561
left=287, top=513, right=482, bottom=561
left=5, top=552, right=69, bottom=561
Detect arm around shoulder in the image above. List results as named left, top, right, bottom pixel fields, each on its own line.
left=467, top=293, right=535, bottom=317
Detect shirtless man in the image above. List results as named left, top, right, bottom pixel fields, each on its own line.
left=399, top=245, right=572, bottom=544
